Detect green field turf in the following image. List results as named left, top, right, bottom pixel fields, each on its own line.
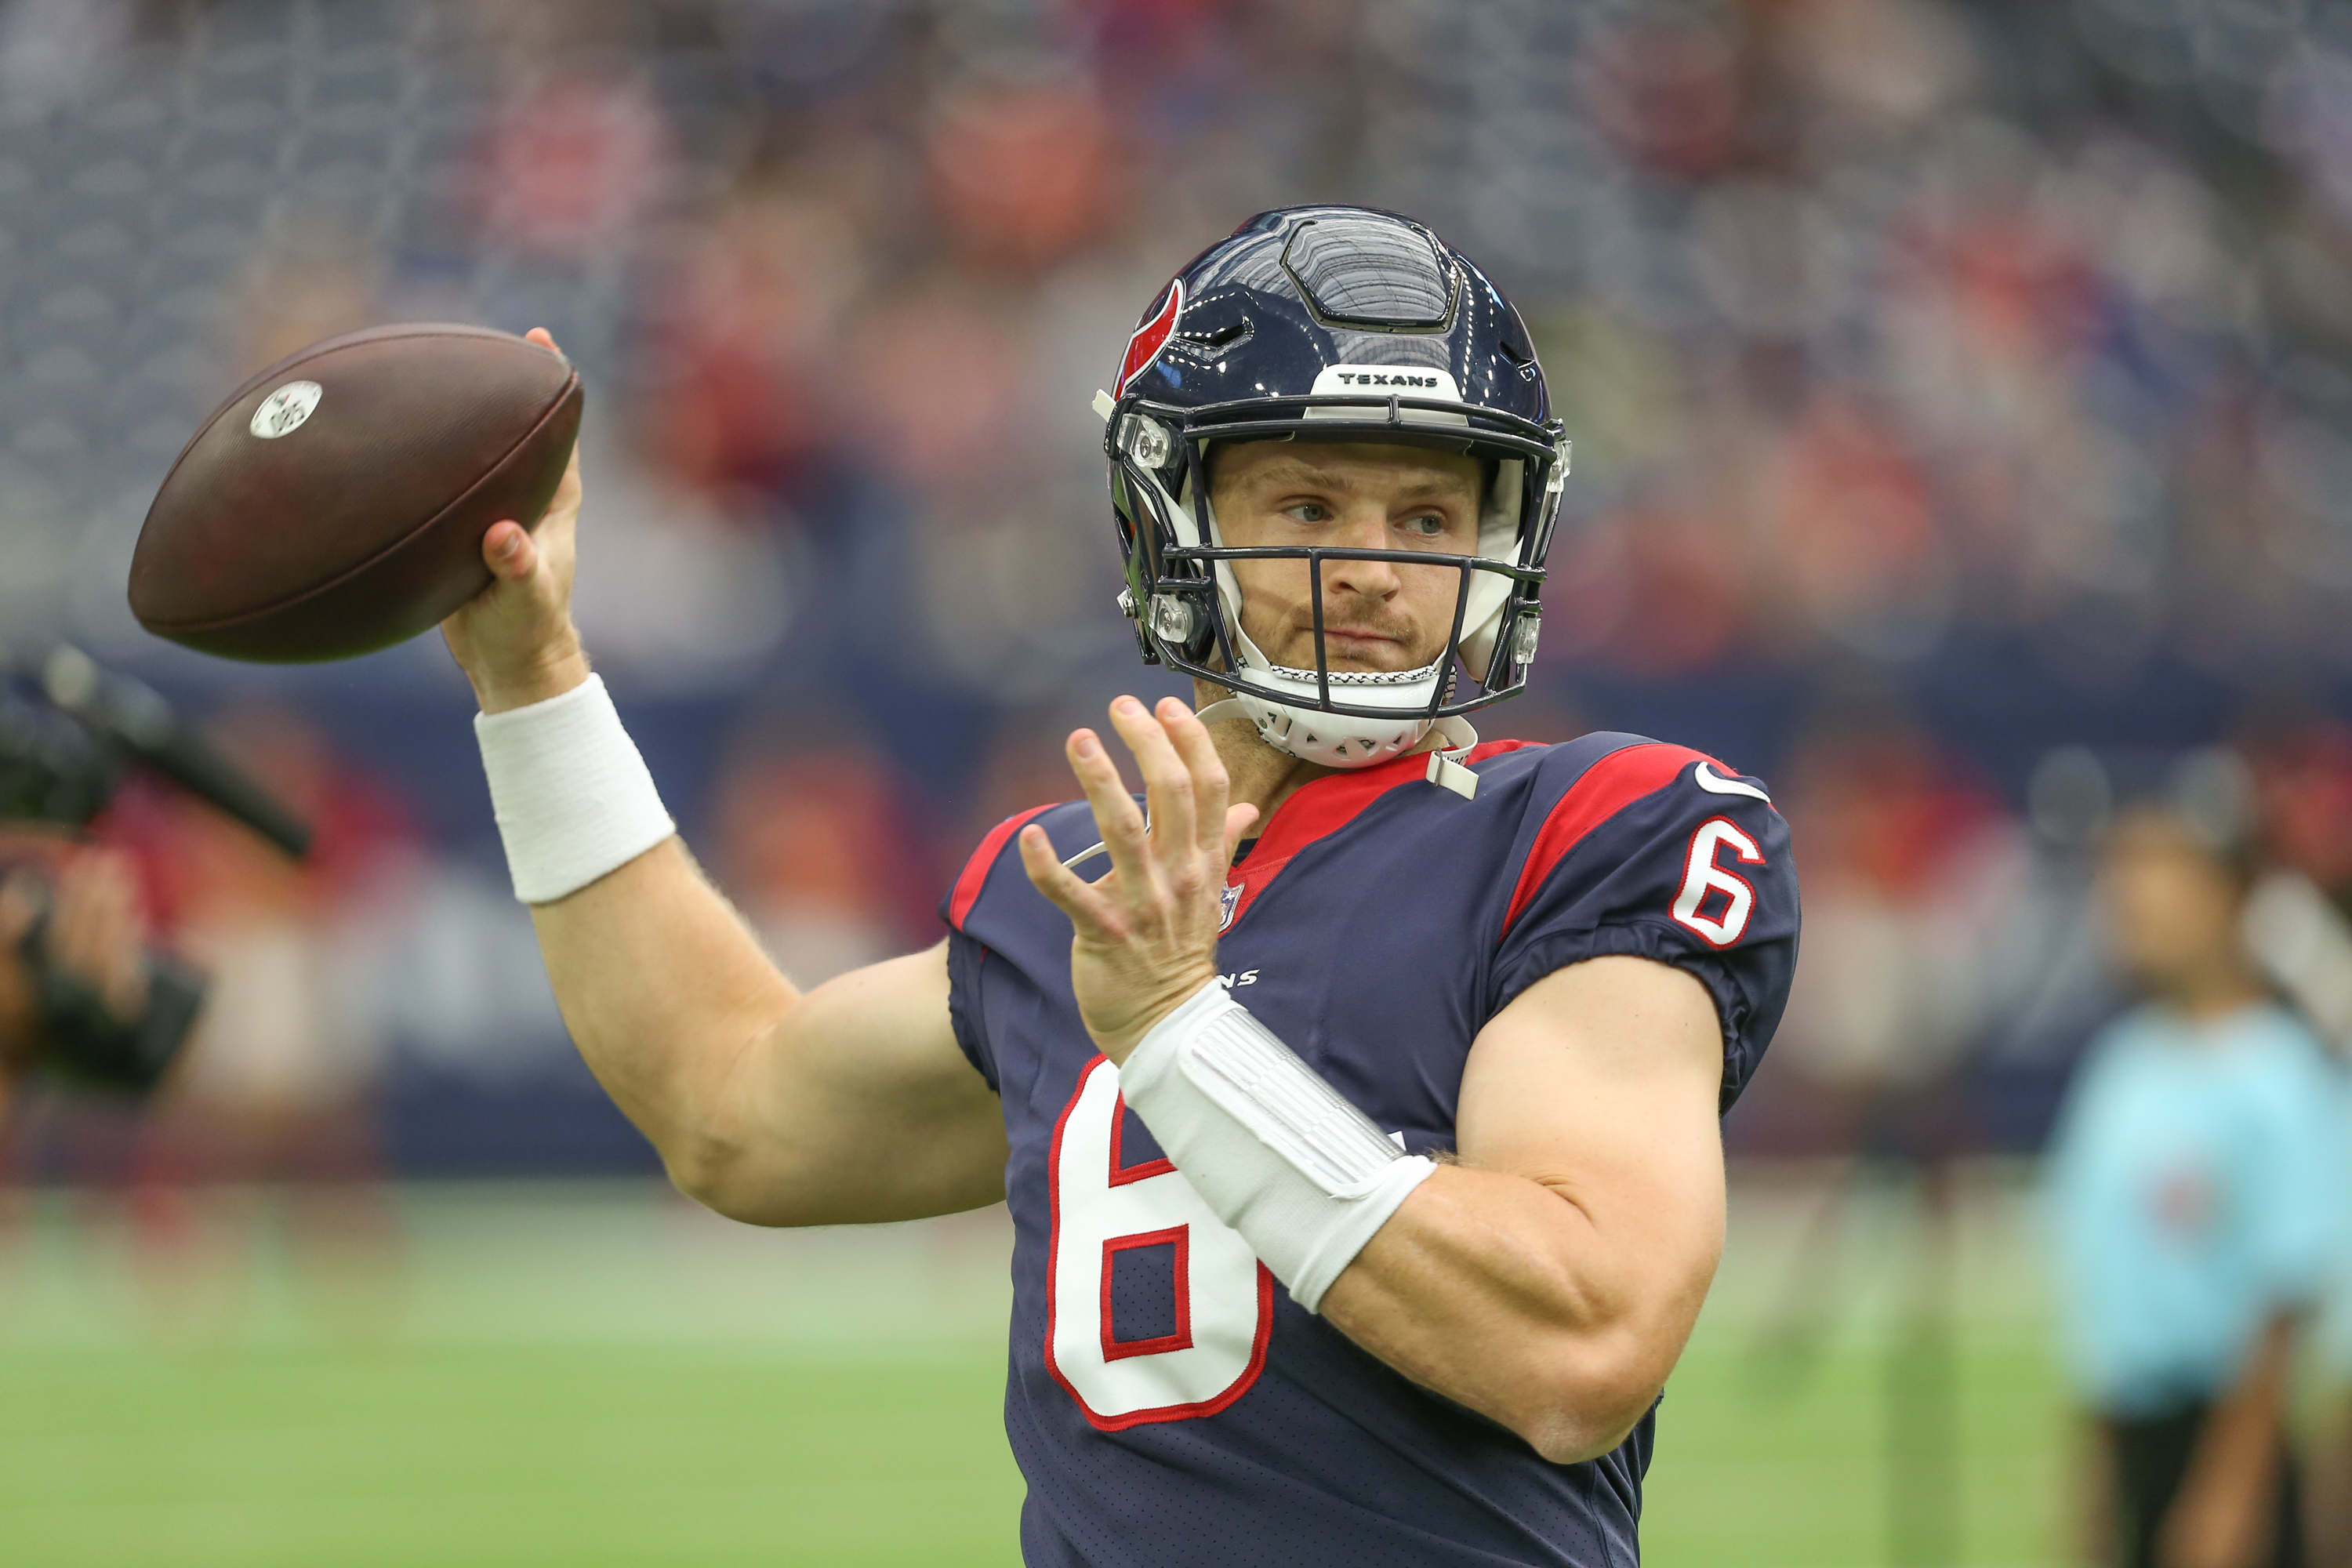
left=0, top=1167, right=2070, bottom=1566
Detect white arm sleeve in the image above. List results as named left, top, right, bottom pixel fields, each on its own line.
left=1116, top=979, right=1436, bottom=1312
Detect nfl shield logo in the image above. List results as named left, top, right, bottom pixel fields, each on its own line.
left=1218, top=883, right=1242, bottom=933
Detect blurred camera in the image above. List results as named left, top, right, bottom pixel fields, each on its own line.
left=0, top=647, right=311, bottom=1095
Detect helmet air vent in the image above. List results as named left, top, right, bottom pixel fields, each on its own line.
left=1279, top=216, right=1459, bottom=334
left=1180, top=319, right=1251, bottom=350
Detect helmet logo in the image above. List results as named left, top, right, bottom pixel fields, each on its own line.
left=1115, top=278, right=1184, bottom=397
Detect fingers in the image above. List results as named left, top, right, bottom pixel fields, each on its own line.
left=544, top=442, right=583, bottom=535
left=513, top=326, right=581, bottom=557
left=1222, top=802, right=1260, bottom=869
left=1156, top=696, right=1232, bottom=859
left=1018, top=822, right=1114, bottom=934
left=1064, top=723, right=1151, bottom=884
left=1106, top=697, right=1196, bottom=867
left=48, top=854, right=147, bottom=1015
left=50, top=852, right=131, bottom=949
left=1039, top=695, right=1243, bottom=920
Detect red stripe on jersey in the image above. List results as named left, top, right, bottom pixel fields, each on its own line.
left=949, top=804, right=1055, bottom=931
left=1219, top=740, right=1524, bottom=933
left=1500, top=743, right=1719, bottom=938
left=1107, top=1093, right=1176, bottom=1187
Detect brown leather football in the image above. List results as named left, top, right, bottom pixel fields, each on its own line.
left=129, top=323, right=583, bottom=662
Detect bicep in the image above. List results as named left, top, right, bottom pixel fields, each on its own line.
left=708, top=941, right=1009, bottom=1226
left=1457, top=955, right=1728, bottom=1336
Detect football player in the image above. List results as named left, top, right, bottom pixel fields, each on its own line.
left=445, top=206, right=1798, bottom=1566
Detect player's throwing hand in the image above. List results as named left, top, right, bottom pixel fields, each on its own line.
left=440, top=326, right=590, bottom=714
left=1018, top=695, right=1258, bottom=1065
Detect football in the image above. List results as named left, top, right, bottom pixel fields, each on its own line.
left=128, top=323, right=583, bottom=663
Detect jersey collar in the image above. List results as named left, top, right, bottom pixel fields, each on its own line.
left=1220, top=742, right=1527, bottom=933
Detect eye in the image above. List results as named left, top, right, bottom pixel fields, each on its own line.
left=1399, top=512, right=1450, bottom=537
left=1284, top=502, right=1331, bottom=524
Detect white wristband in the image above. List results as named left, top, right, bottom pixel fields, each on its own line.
left=1116, top=979, right=1436, bottom=1313
left=475, top=673, right=675, bottom=904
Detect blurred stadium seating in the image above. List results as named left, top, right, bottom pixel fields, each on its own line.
left=0, top=0, right=2345, bottom=1163
left=3, top=2, right=2351, bottom=1561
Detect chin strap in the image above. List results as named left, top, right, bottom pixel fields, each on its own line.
left=1424, top=716, right=1480, bottom=800
left=1201, top=699, right=1482, bottom=799
left=1193, top=697, right=1250, bottom=728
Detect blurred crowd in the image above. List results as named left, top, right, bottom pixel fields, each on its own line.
left=0, top=0, right=2332, bottom=1093
left=0, top=0, right=2347, bottom=691
left=0, top=0, right=2348, bottom=1555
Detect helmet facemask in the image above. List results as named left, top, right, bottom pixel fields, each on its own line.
left=1108, top=390, right=1566, bottom=770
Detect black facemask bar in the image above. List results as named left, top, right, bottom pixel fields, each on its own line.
left=1108, top=389, right=1566, bottom=723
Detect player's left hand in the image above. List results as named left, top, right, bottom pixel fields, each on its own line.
left=1019, top=696, right=1258, bottom=1065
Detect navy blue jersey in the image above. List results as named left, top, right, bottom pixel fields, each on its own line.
left=939, top=732, right=1799, bottom=1567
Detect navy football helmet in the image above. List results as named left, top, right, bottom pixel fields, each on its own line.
left=1099, top=205, right=1567, bottom=770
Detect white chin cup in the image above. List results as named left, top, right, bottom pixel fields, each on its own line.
left=1225, top=659, right=1440, bottom=769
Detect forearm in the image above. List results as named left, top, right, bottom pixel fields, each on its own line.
left=2197, top=1313, right=2292, bottom=1498
left=1321, top=1164, right=1716, bottom=1463
left=469, top=655, right=800, bottom=1178
left=2165, top=1312, right=2297, bottom=1567
left=528, top=837, right=801, bottom=1183
left=443, top=437, right=1004, bottom=1225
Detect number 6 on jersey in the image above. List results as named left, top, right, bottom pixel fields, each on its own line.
left=1671, top=816, right=1765, bottom=947
left=1044, top=1058, right=1274, bottom=1430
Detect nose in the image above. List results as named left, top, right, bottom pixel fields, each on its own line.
left=1321, top=505, right=1401, bottom=601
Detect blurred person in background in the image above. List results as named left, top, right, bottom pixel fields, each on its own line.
left=127, top=707, right=412, bottom=1339
left=0, top=831, right=181, bottom=1289
left=2241, top=723, right=2352, bottom=1568
left=708, top=728, right=935, bottom=988
left=0, top=652, right=291, bottom=1121
left=1755, top=701, right=2016, bottom=1158
left=2046, top=768, right=2345, bottom=1568
left=0, top=836, right=163, bottom=1111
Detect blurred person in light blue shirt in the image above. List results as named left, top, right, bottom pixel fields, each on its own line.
left=2048, top=791, right=2346, bottom=1568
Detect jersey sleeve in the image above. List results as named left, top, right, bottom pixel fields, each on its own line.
left=935, top=804, right=1060, bottom=1094
left=1490, top=742, right=1799, bottom=1112
left=942, top=927, right=1000, bottom=1092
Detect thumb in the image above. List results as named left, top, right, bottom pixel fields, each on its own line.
left=1221, top=803, right=1259, bottom=869
left=482, top=521, right=539, bottom=583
